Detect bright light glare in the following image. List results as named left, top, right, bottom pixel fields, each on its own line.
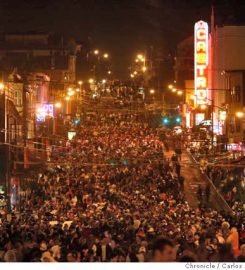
left=137, top=54, right=144, bottom=60
left=68, top=91, right=75, bottom=96
left=236, top=111, right=244, bottom=118
left=55, top=102, right=62, bottom=108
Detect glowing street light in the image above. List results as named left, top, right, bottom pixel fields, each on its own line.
left=68, top=90, right=75, bottom=96
left=236, top=111, right=244, bottom=118
left=88, top=78, right=95, bottom=84
left=172, top=88, right=177, bottom=93
left=94, top=49, right=99, bottom=55
left=65, top=96, right=70, bottom=101
left=130, top=74, right=135, bottom=78
left=76, top=88, right=80, bottom=92
left=177, top=90, right=183, bottom=95
left=78, top=81, right=83, bottom=85
left=102, top=79, right=107, bottom=84
left=137, top=54, right=144, bottom=60
left=149, top=89, right=155, bottom=94
left=103, top=53, right=109, bottom=59
left=133, top=71, right=138, bottom=75
left=0, top=82, right=4, bottom=90
left=107, top=70, right=112, bottom=75
left=142, top=66, right=147, bottom=72
left=55, top=102, right=62, bottom=108
left=168, top=84, right=173, bottom=90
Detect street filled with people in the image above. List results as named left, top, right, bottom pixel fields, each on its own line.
left=0, top=113, right=244, bottom=262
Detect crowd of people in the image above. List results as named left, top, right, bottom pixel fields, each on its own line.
left=0, top=113, right=244, bottom=262
left=206, top=166, right=245, bottom=215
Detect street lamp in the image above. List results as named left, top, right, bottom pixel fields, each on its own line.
left=107, top=70, right=111, bottom=75
left=236, top=111, right=244, bottom=118
left=78, top=81, right=83, bottom=86
left=88, top=78, right=95, bottom=84
left=168, top=84, right=173, bottom=90
left=103, top=53, right=109, bottom=59
left=55, top=102, right=62, bottom=108
left=65, top=96, right=70, bottom=101
left=130, top=74, right=135, bottom=78
left=149, top=89, right=155, bottom=94
left=137, top=54, right=143, bottom=60
left=134, top=71, right=138, bottom=75
left=94, top=49, right=99, bottom=55
left=172, top=88, right=177, bottom=93
left=177, top=90, right=183, bottom=95
left=68, top=90, right=75, bottom=96
left=102, top=79, right=107, bottom=84
left=142, top=66, right=147, bottom=72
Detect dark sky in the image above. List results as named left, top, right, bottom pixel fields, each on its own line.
left=0, top=0, right=245, bottom=77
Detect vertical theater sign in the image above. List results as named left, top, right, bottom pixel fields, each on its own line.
left=194, top=20, right=209, bottom=105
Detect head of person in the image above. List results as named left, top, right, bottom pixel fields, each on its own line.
left=152, top=238, right=175, bottom=262
left=240, top=244, right=245, bottom=257
left=66, top=251, right=78, bottom=262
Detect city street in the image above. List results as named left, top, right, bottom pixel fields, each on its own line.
left=0, top=1, right=245, bottom=266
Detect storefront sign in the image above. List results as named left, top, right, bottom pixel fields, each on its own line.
left=227, top=143, right=242, bottom=152
left=68, top=131, right=76, bottom=140
left=194, top=20, right=209, bottom=105
left=36, top=104, right=54, bottom=122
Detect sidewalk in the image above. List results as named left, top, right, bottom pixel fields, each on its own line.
left=164, top=149, right=210, bottom=208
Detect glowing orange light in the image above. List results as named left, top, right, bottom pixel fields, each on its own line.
left=195, top=20, right=209, bottom=105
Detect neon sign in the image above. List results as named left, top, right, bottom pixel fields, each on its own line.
left=36, top=104, right=54, bottom=122
left=194, top=20, right=209, bottom=105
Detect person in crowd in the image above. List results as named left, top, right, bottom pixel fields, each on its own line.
left=151, top=238, right=176, bottom=262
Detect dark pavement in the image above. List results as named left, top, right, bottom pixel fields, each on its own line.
left=164, top=148, right=232, bottom=212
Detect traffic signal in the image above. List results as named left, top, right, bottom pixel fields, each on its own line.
left=74, top=119, right=80, bottom=125
left=175, top=116, right=182, bottom=124
left=162, top=117, right=170, bottom=125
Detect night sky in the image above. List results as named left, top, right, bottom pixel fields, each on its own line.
left=1, top=0, right=245, bottom=78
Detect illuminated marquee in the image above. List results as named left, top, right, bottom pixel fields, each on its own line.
left=194, top=20, right=209, bottom=105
